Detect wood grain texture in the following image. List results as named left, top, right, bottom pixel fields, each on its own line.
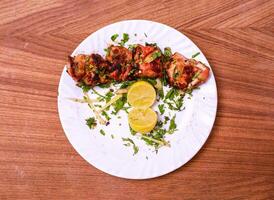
left=0, top=0, right=274, bottom=199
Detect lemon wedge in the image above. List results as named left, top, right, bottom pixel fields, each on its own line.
left=128, top=108, right=157, bottom=134
left=127, top=81, right=156, bottom=108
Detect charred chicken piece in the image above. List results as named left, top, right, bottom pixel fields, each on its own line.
left=133, top=44, right=163, bottom=78
left=105, top=45, right=133, bottom=81
left=67, top=53, right=111, bottom=86
left=166, top=52, right=210, bottom=90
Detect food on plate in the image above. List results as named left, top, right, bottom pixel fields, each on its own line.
left=128, top=108, right=158, bottom=134
left=66, top=33, right=211, bottom=154
left=127, top=81, right=156, bottom=108
left=165, top=52, right=210, bottom=89
left=66, top=44, right=210, bottom=90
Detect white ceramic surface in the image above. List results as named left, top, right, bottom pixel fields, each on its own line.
left=58, top=20, right=217, bottom=179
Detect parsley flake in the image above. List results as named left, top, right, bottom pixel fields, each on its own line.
left=86, top=117, right=97, bottom=129
left=111, top=34, right=119, bottom=41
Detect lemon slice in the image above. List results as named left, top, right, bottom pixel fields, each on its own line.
left=127, top=81, right=156, bottom=108
left=128, top=108, right=157, bottom=134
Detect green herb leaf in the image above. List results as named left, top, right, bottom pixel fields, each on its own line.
left=98, top=82, right=111, bottom=88
left=151, top=51, right=162, bottom=60
left=112, top=95, right=127, bottom=115
left=128, top=44, right=137, bottom=51
left=77, top=82, right=91, bottom=93
left=119, top=80, right=136, bottom=89
left=92, top=88, right=105, bottom=99
left=105, top=91, right=114, bottom=102
left=111, top=34, right=119, bottom=41
left=119, top=33, right=129, bottom=46
left=158, top=88, right=164, bottom=99
left=100, top=129, right=106, bottom=136
left=158, top=104, right=165, bottom=115
left=129, top=126, right=137, bottom=135
left=111, top=134, right=114, bottom=139
left=164, top=47, right=172, bottom=58
left=192, top=52, right=200, bottom=58
left=162, top=70, right=168, bottom=86
left=122, top=137, right=139, bottom=155
left=168, top=115, right=177, bottom=134
left=140, top=78, right=157, bottom=86
left=164, top=88, right=184, bottom=111
left=102, top=110, right=111, bottom=121
left=164, top=116, right=170, bottom=124
left=104, top=48, right=110, bottom=56
left=86, top=117, right=97, bottom=129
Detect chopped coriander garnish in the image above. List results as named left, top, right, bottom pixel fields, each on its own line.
left=165, top=88, right=176, bottom=100
left=128, top=44, right=137, bottom=51
left=122, top=137, right=139, bottom=155
left=192, top=52, right=200, bottom=58
left=140, top=78, right=157, bottom=86
left=112, top=94, right=127, bottom=115
left=164, top=116, right=170, bottom=124
left=111, top=134, right=114, bottom=139
left=151, top=51, right=161, bottom=60
left=104, top=48, right=110, bottom=56
left=119, top=33, right=129, bottom=46
left=77, top=82, right=91, bottom=93
left=98, top=82, right=111, bottom=88
left=162, top=70, right=168, bottom=86
left=91, top=88, right=105, bottom=99
left=164, top=47, right=172, bottom=58
left=158, top=88, right=164, bottom=99
left=94, top=104, right=102, bottom=108
left=100, top=129, right=106, bottom=136
left=119, top=80, right=136, bottom=89
left=185, top=88, right=193, bottom=97
left=86, top=117, right=97, bottom=129
left=129, top=126, right=137, bottom=135
left=164, top=88, right=184, bottom=111
left=158, top=104, right=165, bottom=115
left=102, top=110, right=111, bottom=121
left=168, top=115, right=177, bottom=134
left=105, top=91, right=114, bottom=102
left=111, top=34, right=119, bottom=41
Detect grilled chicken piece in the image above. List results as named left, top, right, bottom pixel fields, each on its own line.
left=133, top=44, right=163, bottom=78
left=67, top=54, right=110, bottom=86
left=166, top=52, right=210, bottom=90
left=105, top=45, right=133, bottom=81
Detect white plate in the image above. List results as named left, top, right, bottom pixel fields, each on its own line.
left=58, top=20, right=217, bottom=179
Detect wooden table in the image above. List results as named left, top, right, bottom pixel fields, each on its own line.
left=1, top=0, right=273, bottom=199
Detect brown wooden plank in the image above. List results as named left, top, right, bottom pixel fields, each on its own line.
left=0, top=0, right=273, bottom=199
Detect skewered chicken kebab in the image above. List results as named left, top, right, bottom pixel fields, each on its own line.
left=67, top=43, right=210, bottom=90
